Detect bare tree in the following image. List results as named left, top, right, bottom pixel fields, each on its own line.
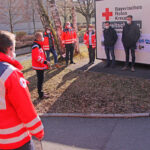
left=76, top=0, right=95, bottom=29
left=30, top=1, right=37, bottom=33
left=47, top=0, right=66, bottom=54
left=0, top=0, right=29, bottom=33
left=34, top=0, right=64, bottom=54
left=70, top=0, right=79, bottom=53
left=56, top=0, right=72, bottom=27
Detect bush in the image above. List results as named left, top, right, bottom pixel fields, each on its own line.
left=15, top=31, right=27, bottom=41
left=21, top=35, right=34, bottom=42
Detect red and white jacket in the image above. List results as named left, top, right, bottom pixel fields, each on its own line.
left=84, top=30, right=96, bottom=48
left=61, top=27, right=77, bottom=45
left=43, top=32, right=55, bottom=51
left=32, top=40, right=48, bottom=70
left=0, top=52, right=44, bottom=149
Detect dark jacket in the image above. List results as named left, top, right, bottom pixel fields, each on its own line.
left=122, top=22, right=140, bottom=48
left=103, top=27, right=118, bottom=47
left=44, top=32, right=54, bottom=48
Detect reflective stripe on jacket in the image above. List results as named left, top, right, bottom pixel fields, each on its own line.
left=84, top=31, right=96, bottom=49
left=32, top=41, right=48, bottom=70
left=0, top=53, right=44, bottom=149
left=43, top=32, right=55, bottom=51
left=61, top=27, right=77, bottom=45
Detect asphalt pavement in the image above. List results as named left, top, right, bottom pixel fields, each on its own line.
left=33, top=117, right=150, bottom=150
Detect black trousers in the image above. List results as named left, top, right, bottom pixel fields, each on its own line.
left=104, top=46, right=115, bottom=65
left=124, top=47, right=135, bottom=67
left=88, top=45, right=95, bottom=63
left=13, top=140, right=35, bottom=150
left=36, top=70, right=44, bottom=98
left=65, top=44, right=74, bottom=64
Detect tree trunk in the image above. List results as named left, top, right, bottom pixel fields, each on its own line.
left=64, top=0, right=67, bottom=26
left=35, top=0, right=61, bottom=54
left=72, top=5, right=79, bottom=53
left=9, top=10, right=14, bottom=33
left=32, top=8, right=36, bottom=33
left=8, top=0, right=14, bottom=33
left=86, top=16, right=91, bottom=30
left=48, top=0, right=65, bottom=54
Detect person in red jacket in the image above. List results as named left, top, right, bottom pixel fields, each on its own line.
left=84, top=24, right=96, bottom=64
left=62, top=22, right=77, bottom=66
left=32, top=32, right=50, bottom=99
left=0, top=30, right=44, bottom=150
left=43, top=27, right=61, bottom=68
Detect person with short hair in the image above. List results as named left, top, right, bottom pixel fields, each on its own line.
left=122, top=15, right=140, bottom=72
left=84, top=24, right=96, bottom=64
left=61, top=21, right=77, bottom=66
left=0, top=31, right=44, bottom=150
left=32, top=32, right=50, bottom=99
left=43, top=27, right=61, bottom=68
left=103, top=21, right=118, bottom=68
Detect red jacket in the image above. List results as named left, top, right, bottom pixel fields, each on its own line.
left=84, top=31, right=96, bottom=48
left=32, top=40, right=48, bottom=70
left=0, top=52, right=44, bottom=149
left=43, top=32, right=55, bottom=51
left=61, top=27, right=77, bottom=45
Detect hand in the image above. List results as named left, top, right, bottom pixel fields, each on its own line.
left=37, top=136, right=44, bottom=141
left=47, top=61, right=50, bottom=68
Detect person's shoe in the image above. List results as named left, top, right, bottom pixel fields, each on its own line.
left=48, top=65, right=52, bottom=70
left=91, top=61, right=94, bottom=64
left=88, top=62, right=92, bottom=65
left=121, top=66, right=128, bottom=71
left=39, top=94, right=50, bottom=100
left=131, top=67, right=135, bottom=72
left=70, top=62, right=76, bottom=64
left=55, top=64, right=61, bottom=68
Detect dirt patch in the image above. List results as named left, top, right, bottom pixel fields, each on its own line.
left=21, top=56, right=150, bottom=114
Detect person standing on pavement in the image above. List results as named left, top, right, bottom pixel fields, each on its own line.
left=122, top=15, right=140, bottom=72
left=43, top=27, right=61, bottom=68
left=62, top=21, right=77, bottom=66
left=0, top=30, right=44, bottom=150
left=84, top=24, right=96, bottom=64
left=32, top=32, right=50, bottom=99
left=103, top=21, right=118, bottom=68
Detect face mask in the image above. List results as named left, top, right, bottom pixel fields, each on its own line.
left=127, top=20, right=131, bottom=24
left=12, top=52, right=16, bottom=59
left=67, top=25, right=71, bottom=28
left=47, top=30, right=50, bottom=33
left=105, top=26, right=109, bottom=29
left=89, top=28, right=92, bottom=31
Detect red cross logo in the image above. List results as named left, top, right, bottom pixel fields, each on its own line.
left=20, top=77, right=27, bottom=88
left=102, top=8, right=113, bottom=21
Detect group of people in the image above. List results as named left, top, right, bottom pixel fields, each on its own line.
left=32, top=21, right=78, bottom=100
left=30, top=15, right=141, bottom=107
left=103, top=15, right=140, bottom=72
left=0, top=15, right=141, bottom=150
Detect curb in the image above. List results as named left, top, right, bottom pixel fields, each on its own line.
left=39, top=113, right=150, bottom=119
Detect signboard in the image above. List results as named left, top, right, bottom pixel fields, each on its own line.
left=95, top=0, right=150, bottom=64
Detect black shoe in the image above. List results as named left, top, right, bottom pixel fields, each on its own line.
left=39, top=94, right=50, bottom=100
left=70, top=62, right=76, bottom=64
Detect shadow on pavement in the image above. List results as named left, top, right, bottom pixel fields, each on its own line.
left=78, top=61, right=150, bottom=79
